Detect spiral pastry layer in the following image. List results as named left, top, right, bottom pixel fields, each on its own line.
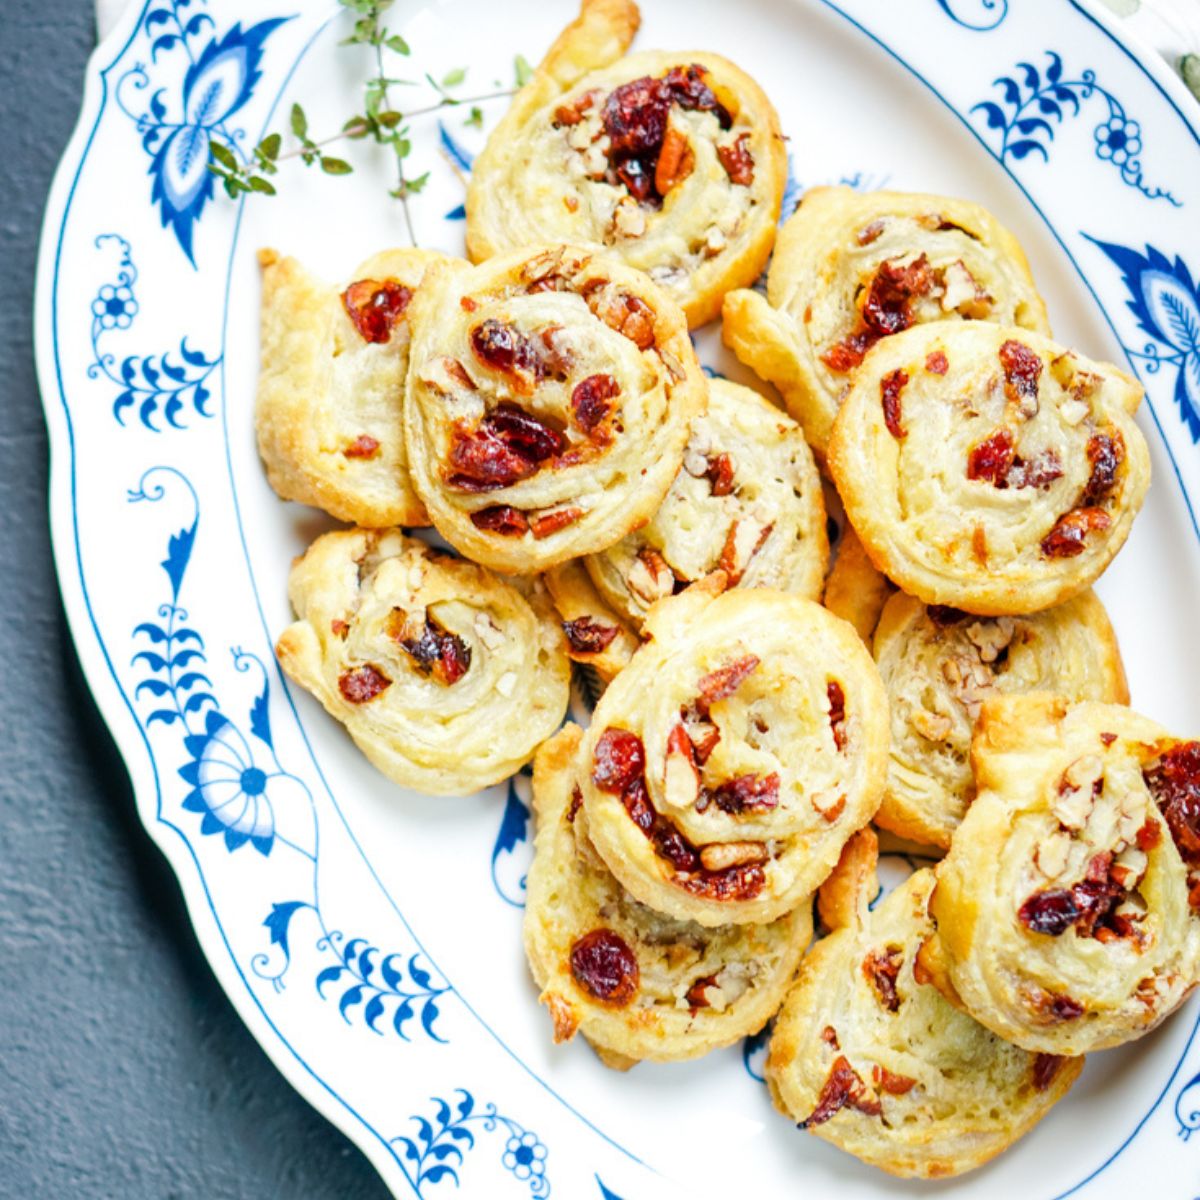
left=275, top=529, right=570, bottom=794
left=577, top=580, right=889, bottom=926
left=403, top=243, right=706, bottom=573
left=465, top=0, right=786, bottom=328
left=925, top=693, right=1200, bottom=1055
left=828, top=323, right=1149, bottom=614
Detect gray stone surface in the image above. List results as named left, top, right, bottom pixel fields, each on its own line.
left=0, top=3, right=388, bottom=1195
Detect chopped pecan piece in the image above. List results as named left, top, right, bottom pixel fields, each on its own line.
left=696, top=655, right=760, bottom=714
left=800, top=1056, right=882, bottom=1128
left=337, top=663, right=391, bottom=704
left=654, top=125, right=694, bottom=194
left=530, top=506, right=583, bottom=539
left=881, top=369, right=908, bottom=439
left=343, top=434, right=380, bottom=460
left=342, top=278, right=412, bottom=344
left=1040, top=507, right=1112, bottom=557
left=570, top=929, right=639, bottom=1006
left=827, top=681, right=848, bottom=752
left=716, top=132, right=754, bottom=185
left=705, top=452, right=735, bottom=496
left=588, top=289, right=657, bottom=349
left=562, top=617, right=619, bottom=654
left=698, top=840, right=768, bottom=871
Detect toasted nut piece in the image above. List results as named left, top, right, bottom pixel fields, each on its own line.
left=699, top=840, right=768, bottom=872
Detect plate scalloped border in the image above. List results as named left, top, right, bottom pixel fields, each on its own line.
left=33, top=1, right=1200, bottom=1197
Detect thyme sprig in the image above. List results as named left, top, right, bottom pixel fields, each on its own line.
left=206, top=0, right=521, bottom=243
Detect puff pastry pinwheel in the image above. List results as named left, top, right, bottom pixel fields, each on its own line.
left=275, top=528, right=570, bottom=795
left=256, top=247, right=450, bottom=527
left=402, top=244, right=706, bottom=573
left=721, top=186, right=1049, bottom=455
left=822, top=525, right=896, bottom=645
left=524, top=724, right=812, bottom=1067
left=924, top=694, right=1200, bottom=1056
left=464, top=0, right=786, bottom=328
left=582, top=377, right=827, bottom=631
left=828, top=323, right=1150, bottom=615
left=766, top=830, right=1082, bottom=1179
left=874, top=591, right=1128, bottom=849
left=544, top=559, right=638, bottom=681
left=577, top=578, right=889, bottom=927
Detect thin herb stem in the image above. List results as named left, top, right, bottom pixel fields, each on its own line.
left=374, top=39, right=418, bottom=246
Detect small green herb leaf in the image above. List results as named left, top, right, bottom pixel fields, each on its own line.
left=290, top=103, right=308, bottom=139
left=321, top=156, right=354, bottom=175
left=441, top=66, right=466, bottom=87
left=514, top=54, right=533, bottom=86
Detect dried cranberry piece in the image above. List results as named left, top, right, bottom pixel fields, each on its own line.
left=663, top=64, right=732, bottom=127
left=569, top=929, right=639, bottom=1006
left=1082, top=429, right=1125, bottom=505
left=702, top=452, right=734, bottom=496
left=337, top=663, right=391, bottom=704
left=967, top=428, right=1015, bottom=485
left=820, top=330, right=874, bottom=374
left=396, top=616, right=471, bottom=686
left=470, top=505, right=528, bottom=535
left=925, top=350, right=949, bottom=375
left=1040, top=506, right=1112, bottom=557
left=1070, top=853, right=1125, bottom=938
left=470, top=319, right=545, bottom=385
left=571, top=373, right=620, bottom=434
left=343, top=434, right=380, bottom=460
left=708, top=772, right=780, bottom=814
left=1018, top=888, right=1081, bottom=936
left=861, top=255, right=933, bottom=338
left=616, top=159, right=654, bottom=201
left=653, top=818, right=702, bottom=873
left=1033, top=1054, right=1066, bottom=1091
left=342, top=279, right=412, bottom=344
left=880, top=369, right=908, bottom=439
left=603, top=76, right=671, bottom=160
left=562, top=617, right=619, bottom=654
left=828, top=681, right=848, bottom=752
left=873, top=1066, right=916, bottom=1095
left=1047, top=993, right=1085, bottom=1021
left=680, top=861, right=765, bottom=902
left=1136, top=816, right=1163, bottom=852
left=696, top=655, right=760, bottom=714
left=447, top=429, right=535, bottom=492
left=1144, top=742, right=1200, bottom=866
left=685, top=973, right=720, bottom=1011
left=800, top=1056, right=882, bottom=1129
left=716, top=133, right=755, bottom=185
left=1008, top=449, right=1064, bottom=490
left=485, top=402, right=566, bottom=461
left=999, top=339, right=1042, bottom=407
left=927, top=604, right=969, bottom=627
left=592, top=728, right=646, bottom=793
left=863, top=947, right=903, bottom=1012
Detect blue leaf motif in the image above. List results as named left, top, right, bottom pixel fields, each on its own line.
left=1008, top=139, right=1049, bottom=162
left=147, top=709, right=180, bottom=726
left=363, top=994, right=385, bottom=1032
left=132, top=650, right=168, bottom=672
left=1143, top=271, right=1200, bottom=356
left=973, top=100, right=1008, bottom=130
left=597, top=1177, right=626, bottom=1200
left=134, top=622, right=168, bottom=643
left=152, top=34, right=179, bottom=60
left=421, top=997, right=443, bottom=1040
left=338, top=984, right=365, bottom=1020
left=263, top=900, right=306, bottom=959
left=182, top=19, right=289, bottom=128
left=997, top=76, right=1021, bottom=107
left=249, top=681, right=273, bottom=747
left=1036, top=96, right=1063, bottom=120
left=438, top=121, right=474, bottom=170
left=145, top=8, right=172, bottom=28
left=1017, top=61, right=1040, bottom=91
left=135, top=679, right=172, bottom=698
left=162, top=519, right=196, bottom=596
left=315, top=964, right=344, bottom=995
left=1046, top=51, right=1063, bottom=83
left=1015, top=116, right=1054, bottom=139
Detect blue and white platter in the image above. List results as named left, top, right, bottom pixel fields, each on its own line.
left=34, top=0, right=1200, bottom=1195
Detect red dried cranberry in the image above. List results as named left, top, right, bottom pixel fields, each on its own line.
left=470, top=320, right=544, bottom=384
left=1033, top=1053, right=1066, bottom=1091
left=680, top=861, right=765, bottom=902
left=800, top=1056, right=881, bottom=1129
left=705, top=453, right=735, bottom=496
left=592, top=728, right=646, bottom=793
left=1144, top=742, right=1200, bottom=866
left=820, top=330, right=874, bottom=374
left=861, top=255, right=933, bottom=337
left=873, top=1066, right=916, bottom=1095
left=663, top=64, right=732, bottom=127
left=927, top=605, right=969, bottom=627
left=685, top=973, right=720, bottom=1011
left=571, top=374, right=619, bottom=434
left=863, top=947, right=903, bottom=1012
left=562, top=617, right=619, bottom=654
left=925, top=350, right=949, bottom=375
left=343, top=434, right=380, bottom=460
left=708, top=772, right=780, bottom=814
left=396, top=616, right=471, bottom=686
left=881, top=369, right=908, bottom=439
left=485, top=402, right=566, bottom=461
left=569, top=929, right=639, bottom=1006
left=337, top=663, right=391, bottom=704
left=1082, top=429, right=1125, bottom=505
left=1008, top=449, right=1064, bottom=490
left=1018, top=888, right=1081, bottom=936
left=603, top=76, right=671, bottom=160
left=1040, top=507, right=1112, bottom=557
left=967, top=428, right=1015, bottom=485
left=470, top=505, right=529, bottom=535
left=342, top=279, right=412, bottom=344
left=998, top=339, right=1042, bottom=407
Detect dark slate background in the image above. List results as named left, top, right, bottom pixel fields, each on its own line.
left=0, top=3, right=388, bottom=1195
